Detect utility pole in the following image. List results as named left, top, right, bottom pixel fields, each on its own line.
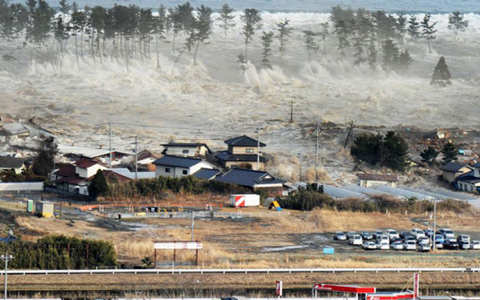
left=191, top=211, right=195, bottom=242
left=108, top=122, right=112, bottom=168
left=289, top=101, right=294, bottom=123
left=315, top=122, right=319, bottom=183
left=1, top=253, right=13, bottom=300
left=433, top=199, right=437, bottom=252
left=133, top=136, right=138, bottom=180
left=256, top=127, right=261, bottom=170
left=298, top=152, right=302, bottom=182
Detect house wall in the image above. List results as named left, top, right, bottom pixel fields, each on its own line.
left=0, top=165, right=24, bottom=175
left=155, top=162, right=213, bottom=178
left=164, top=146, right=207, bottom=157
left=458, top=181, right=480, bottom=193
left=75, top=164, right=106, bottom=179
left=359, top=179, right=396, bottom=188
left=473, top=168, right=480, bottom=178
left=229, top=146, right=260, bottom=155
left=226, top=161, right=264, bottom=171
left=442, top=171, right=457, bottom=184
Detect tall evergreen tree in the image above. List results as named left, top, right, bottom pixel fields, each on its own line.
left=319, top=22, right=329, bottom=56
left=421, top=13, right=437, bottom=53
left=241, top=8, right=262, bottom=60
left=260, top=30, right=274, bottom=69
left=138, top=8, right=153, bottom=59
left=448, top=11, right=469, bottom=38
left=218, top=4, right=235, bottom=37
left=367, top=33, right=377, bottom=70
left=407, top=15, right=420, bottom=40
left=189, top=5, right=212, bottom=65
left=59, top=0, right=69, bottom=14
left=153, top=5, right=166, bottom=68
left=395, top=13, right=407, bottom=44
left=276, top=18, right=292, bottom=57
left=396, top=50, right=413, bottom=73
left=88, top=169, right=109, bottom=198
left=32, top=136, right=58, bottom=177
left=420, top=146, right=439, bottom=164
left=442, top=141, right=457, bottom=164
left=70, top=2, right=85, bottom=62
left=303, top=30, right=319, bottom=62
left=334, top=20, right=349, bottom=58
left=431, top=56, right=452, bottom=86
left=382, top=39, right=399, bottom=73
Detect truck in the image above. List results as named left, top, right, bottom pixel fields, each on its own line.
left=230, top=194, right=260, bottom=207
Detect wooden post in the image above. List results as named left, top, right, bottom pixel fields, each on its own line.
left=153, top=249, right=156, bottom=268
left=195, top=248, right=199, bottom=265
left=173, top=249, right=176, bottom=265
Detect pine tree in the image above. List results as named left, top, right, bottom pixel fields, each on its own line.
left=71, top=2, right=86, bottom=63
left=421, top=13, right=437, bottom=54
left=153, top=5, right=166, bottom=68
left=190, top=5, right=212, bottom=65
left=260, top=30, right=274, bottom=69
left=382, top=39, right=399, bottom=73
left=138, top=8, right=153, bottom=59
left=88, top=169, right=109, bottom=198
left=59, top=0, right=69, bottom=14
left=276, top=18, right=292, bottom=57
left=396, top=50, right=413, bottom=73
left=303, top=30, right=319, bottom=62
left=420, top=146, right=439, bottom=164
left=241, top=8, right=262, bottom=60
left=33, top=136, right=58, bottom=177
left=218, top=4, right=235, bottom=37
left=319, top=22, right=329, bottom=56
left=334, top=20, right=349, bottom=58
left=396, top=13, right=407, bottom=44
left=431, top=56, right=452, bottom=86
left=352, top=30, right=367, bottom=65
left=367, top=33, right=377, bottom=70
left=448, top=11, right=469, bottom=38
left=407, top=15, right=420, bottom=40
left=442, top=141, right=457, bottom=164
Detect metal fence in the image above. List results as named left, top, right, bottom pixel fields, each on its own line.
left=108, top=210, right=289, bottom=219
left=0, top=182, right=43, bottom=192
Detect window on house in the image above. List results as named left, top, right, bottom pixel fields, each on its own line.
left=246, top=148, right=254, bottom=153
left=165, top=168, right=170, bottom=173
left=182, top=170, right=188, bottom=175
left=182, top=150, right=189, bottom=154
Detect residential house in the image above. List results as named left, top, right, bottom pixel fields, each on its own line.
left=457, top=163, right=480, bottom=193
left=153, top=155, right=215, bottom=178
left=75, top=158, right=108, bottom=178
left=108, top=168, right=156, bottom=179
left=161, top=143, right=211, bottom=158
left=136, top=150, right=161, bottom=171
left=1, top=123, right=30, bottom=139
left=216, top=135, right=266, bottom=170
left=440, top=163, right=472, bottom=184
left=58, top=144, right=131, bottom=166
left=357, top=173, right=398, bottom=188
left=214, top=168, right=285, bottom=196
left=192, top=168, right=221, bottom=180
left=54, top=159, right=108, bottom=195
left=0, top=156, right=26, bottom=175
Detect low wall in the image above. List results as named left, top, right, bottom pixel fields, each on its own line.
left=0, top=182, right=43, bottom=192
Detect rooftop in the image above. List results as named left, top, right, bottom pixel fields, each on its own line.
left=161, top=142, right=209, bottom=148
left=357, top=173, right=398, bottom=182
left=0, top=156, right=25, bottom=169
left=153, top=155, right=203, bottom=168
left=441, top=162, right=471, bottom=172
left=225, top=135, right=266, bottom=147
left=215, top=168, right=284, bottom=188
left=193, top=168, right=221, bottom=180
left=75, top=158, right=100, bottom=169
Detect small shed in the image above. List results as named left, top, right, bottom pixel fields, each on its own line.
left=26, top=199, right=34, bottom=213
left=35, top=201, right=55, bottom=218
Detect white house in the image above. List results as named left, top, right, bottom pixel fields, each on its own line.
left=0, top=156, right=26, bottom=175
left=161, top=143, right=211, bottom=158
left=74, top=158, right=107, bottom=178
left=440, top=162, right=472, bottom=184
left=357, top=173, right=398, bottom=188
left=456, top=163, right=480, bottom=193
left=153, top=155, right=215, bottom=178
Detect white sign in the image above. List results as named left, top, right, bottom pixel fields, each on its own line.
left=154, top=242, right=203, bottom=250
left=275, top=280, right=283, bottom=296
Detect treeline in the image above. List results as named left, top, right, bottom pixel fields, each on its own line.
left=278, top=189, right=471, bottom=214
left=0, top=1, right=470, bottom=73
left=89, top=172, right=250, bottom=200
left=0, top=235, right=117, bottom=269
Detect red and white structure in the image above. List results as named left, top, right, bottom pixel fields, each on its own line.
left=366, top=291, right=415, bottom=300
left=230, top=194, right=260, bottom=207
left=313, top=284, right=376, bottom=300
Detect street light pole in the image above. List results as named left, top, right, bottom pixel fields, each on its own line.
left=1, top=253, right=13, bottom=300
left=298, top=152, right=302, bottom=182
left=433, top=199, right=437, bottom=252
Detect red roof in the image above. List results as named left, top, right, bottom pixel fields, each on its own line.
left=75, top=158, right=99, bottom=169
left=55, top=165, right=76, bottom=177
left=86, top=170, right=131, bottom=183
left=314, top=284, right=376, bottom=293
left=56, top=177, right=88, bottom=185
left=357, top=173, right=398, bottom=182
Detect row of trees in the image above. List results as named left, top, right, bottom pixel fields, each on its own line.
left=420, top=141, right=458, bottom=165
left=0, top=1, right=470, bottom=73
left=0, top=235, right=117, bottom=269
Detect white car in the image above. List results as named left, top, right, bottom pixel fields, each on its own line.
left=418, top=236, right=430, bottom=245
left=411, top=228, right=426, bottom=239
left=438, top=228, right=455, bottom=239
left=391, top=242, right=404, bottom=250
left=417, top=243, right=430, bottom=252
left=349, top=234, right=363, bottom=245
left=362, top=242, right=377, bottom=250
left=385, top=229, right=400, bottom=240
left=457, top=234, right=470, bottom=243
left=376, top=234, right=390, bottom=244
left=471, top=240, right=480, bottom=249
left=377, top=242, right=390, bottom=250
left=460, top=241, right=470, bottom=250
left=404, top=241, right=417, bottom=250
left=433, top=240, right=444, bottom=249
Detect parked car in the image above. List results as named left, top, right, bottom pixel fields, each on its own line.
left=373, top=230, right=384, bottom=240
left=444, top=239, right=459, bottom=250
left=377, top=242, right=390, bottom=250
left=425, top=229, right=434, bottom=237
left=360, top=231, right=373, bottom=240
left=457, top=234, right=470, bottom=244
left=433, top=240, right=444, bottom=249
left=418, top=236, right=430, bottom=245
left=385, top=229, right=400, bottom=240
left=433, top=235, right=445, bottom=244
left=362, top=242, right=377, bottom=250
left=438, top=228, right=455, bottom=239
left=471, top=240, right=480, bottom=250
left=376, top=234, right=390, bottom=244
left=391, top=242, right=404, bottom=250
left=411, top=228, right=426, bottom=239
left=346, top=231, right=357, bottom=240
left=417, top=243, right=430, bottom=252
left=349, top=234, right=363, bottom=245
left=390, top=237, right=402, bottom=244
left=400, top=231, right=411, bottom=239
left=404, top=241, right=417, bottom=250
left=404, top=235, right=416, bottom=243
left=459, top=241, right=470, bottom=250
left=334, top=231, right=347, bottom=240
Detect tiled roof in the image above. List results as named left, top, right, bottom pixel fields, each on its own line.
left=153, top=155, right=203, bottom=168
left=161, top=142, right=208, bottom=148
left=215, top=168, right=284, bottom=188
left=440, top=162, right=470, bottom=172
left=457, top=175, right=480, bottom=184
left=75, top=158, right=99, bottom=169
left=224, top=135, right=266, bottom=147
left=216, top=151, right=266, bottom=162
left=0, top=156, right=25, bottom=169
left=193, top=168, right=221, bottom=180
left=54, top=165, right=76, bottom=177
left=357, top=173, right=398, bottom=182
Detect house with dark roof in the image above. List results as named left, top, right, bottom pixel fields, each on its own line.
left=161, top=142, right=211, bottom=158
left=75, top=158, right=107, bottom=178
left=214, top=168, right=285, bottom=195
left=357, top=173, right=398, bottom=188
left=440, top=163, right=472, bottom=184
left=193, top=168, right=221, bottom=180
left=54, top=159, right=108, bottom=195
left=153, top=155, right=215, bottom=178
left=0, top=156, right=26, bottom=174
left=216, top=135, right=266, bottom=170
left=455, top=162, right=480, bottom=193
